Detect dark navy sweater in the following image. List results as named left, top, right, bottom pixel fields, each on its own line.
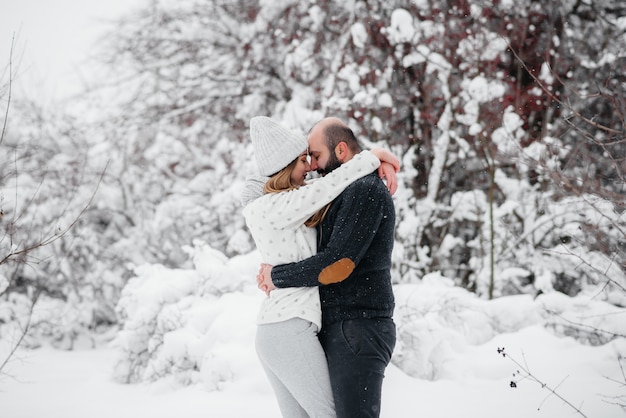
left=271, top=172, right=396, bottom=326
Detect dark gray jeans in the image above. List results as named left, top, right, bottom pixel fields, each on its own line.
left=319, top=317, right=396, bottom=418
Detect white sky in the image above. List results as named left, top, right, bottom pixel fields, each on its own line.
left=0, top=0, right=144, bottom=106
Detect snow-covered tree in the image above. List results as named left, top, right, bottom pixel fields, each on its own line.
left=2, top=0, right=625, bottom=356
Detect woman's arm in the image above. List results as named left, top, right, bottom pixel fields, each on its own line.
left=263, top=175, right=390, bottom=289
left=370, top=147, right=400, bottom=173
left=251, top=150, right=381, bottom=228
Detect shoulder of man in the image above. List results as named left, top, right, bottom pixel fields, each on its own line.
left=342, top=171, right=387, bottom=194
left=330, top=172, right=391, bottom=207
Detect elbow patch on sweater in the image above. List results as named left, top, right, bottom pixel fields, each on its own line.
left=318, top=258, right=355, bottom=284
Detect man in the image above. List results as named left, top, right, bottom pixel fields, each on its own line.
left=259, top=117, right=397, bottom=418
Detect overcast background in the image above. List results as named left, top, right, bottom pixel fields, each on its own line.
left=0, top=0, right=143, bottom=105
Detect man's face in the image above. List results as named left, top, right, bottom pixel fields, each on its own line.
left=307, top=125, right=341, bottom=176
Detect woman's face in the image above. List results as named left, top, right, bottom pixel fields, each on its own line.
left=290, top=151, right=311, bottom=186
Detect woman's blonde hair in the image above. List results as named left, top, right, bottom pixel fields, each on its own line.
left=263, top=153, right=329, bottom=228
left=263, top=157, right=301, bottom=194
left=305, top=203, right=331, bottom=228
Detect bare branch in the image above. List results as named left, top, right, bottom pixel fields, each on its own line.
left=0, top=290, right=39, bottom=375
left=0, top=33, right=15, bottom=148
left=0, top=161, right=109, bottom=267
left=505, top=38, right=624, bottom=136
left=497, top=347, right=590, bottom=417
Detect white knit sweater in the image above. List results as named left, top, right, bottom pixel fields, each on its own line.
left=242, top=150, right=380, bottom=328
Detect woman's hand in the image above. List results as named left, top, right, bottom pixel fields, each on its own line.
left=378, top=162, right=398, bottom=195
left=371, top=147, right=400, bottom=195
left=370, top=147, right=400, bottom=195
left=257, top=263, right=276, bottom=296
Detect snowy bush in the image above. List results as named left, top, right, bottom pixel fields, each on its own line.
left=112, top=249, right=626, bottom=387
left=392, top=272, right=626, bottom=381
left=112, top=241, right=262, bottom=389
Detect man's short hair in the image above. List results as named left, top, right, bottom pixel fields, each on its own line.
left=324, top=124, right=362, bottom=154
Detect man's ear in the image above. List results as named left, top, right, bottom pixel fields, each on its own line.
left=334, top=142, right=349, bottom=162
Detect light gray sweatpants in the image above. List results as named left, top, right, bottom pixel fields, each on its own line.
left=256, top=318, right=336, bottom=418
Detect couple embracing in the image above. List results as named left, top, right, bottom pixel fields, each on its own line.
left=241, top=116, right=399, bottom=418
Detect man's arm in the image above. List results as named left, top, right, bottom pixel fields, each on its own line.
left=270, top=175, right=387, bottom=288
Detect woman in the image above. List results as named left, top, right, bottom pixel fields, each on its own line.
left=241, top=116, right=399, bottom=418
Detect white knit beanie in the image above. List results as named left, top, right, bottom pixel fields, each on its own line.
left=250, top=116, right=308, bottom=176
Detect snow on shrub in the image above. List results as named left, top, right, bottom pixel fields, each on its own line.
left=112, top=241, right=263, bottom=390
left=392, top=271, right=626, bottom=381
left=112, top=238, right=626, bottom=388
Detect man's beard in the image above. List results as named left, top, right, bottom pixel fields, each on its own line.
left=317, top=152, right=342, bottom=176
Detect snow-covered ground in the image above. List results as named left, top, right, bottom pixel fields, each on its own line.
left=2, top=278, right=624, bottom=417
left=1, top=329, right=623, bottom=417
